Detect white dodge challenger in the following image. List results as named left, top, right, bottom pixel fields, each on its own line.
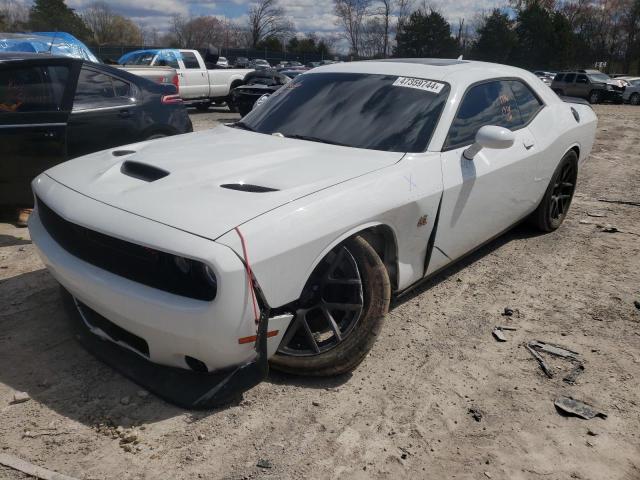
left=29, top=59, right=597, bottom=407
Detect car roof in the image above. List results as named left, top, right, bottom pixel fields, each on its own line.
left=312, top=58, right=536, bottom=84
left=0, top=51, right=80, bottom=63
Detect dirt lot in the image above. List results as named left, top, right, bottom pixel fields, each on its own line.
left=1, top=105, right=639, bottom=480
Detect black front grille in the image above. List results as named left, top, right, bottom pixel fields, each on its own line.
left=76, top=300, right=150, bottom=357
left=37, top=197, right=216, bottom=301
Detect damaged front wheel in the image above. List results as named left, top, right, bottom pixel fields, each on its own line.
left=270, top=235, right=390, bottom=376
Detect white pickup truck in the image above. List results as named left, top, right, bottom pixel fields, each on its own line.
left=117, top=48, right=253, bottom=111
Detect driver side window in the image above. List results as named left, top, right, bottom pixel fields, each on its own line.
left=444, top=80, right=522, bottom=150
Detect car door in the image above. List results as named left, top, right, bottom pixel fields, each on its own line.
left=67, top=66, right=139, bottom=158
left=179, top=51, right=208, bottom=99
left=0, top=58, right=76, bottom=206
left=428, top=79, right=540, bottom=273
left=563, top=73, right=577, bottom=96
left=575, top=74, right=589, bottom=97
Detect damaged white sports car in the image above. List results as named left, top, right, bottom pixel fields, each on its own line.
left=30, top=59, right=597, bottom=407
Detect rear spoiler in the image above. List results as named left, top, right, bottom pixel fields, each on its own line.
left=559, top=96, right=591, bottom=106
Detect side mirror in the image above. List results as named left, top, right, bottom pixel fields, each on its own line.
left=463, top=126, right=515, bottom=160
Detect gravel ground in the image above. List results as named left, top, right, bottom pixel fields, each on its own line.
left=0, top=105, right=639, bottom=480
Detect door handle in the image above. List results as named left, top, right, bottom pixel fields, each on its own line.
left=118, top=109, right=132, bottom=119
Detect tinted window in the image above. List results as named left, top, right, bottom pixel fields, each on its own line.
left=73, top=68, right=133, bottom=110
left=0, top=65, right=69, bottom=113
left=576, top=74, right=588, bottom=84
left=554, top=73, right=565, bottom=82
left=445, top=80, right=522, bottom=150
left=181, top=52, right=200, bottom=69
left=509, top=80, right=543, bottom=125
left=240, top=72, right=449, bottom=153
left=564, top=73, right=576, bottom=83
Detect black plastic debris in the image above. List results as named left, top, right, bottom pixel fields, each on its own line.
left=529, top=340, right=580, bottom=360
left=634, top=300, right=640, bottom=310
left=502, top=308, right=514, bottom=317
left=492, top=326, right=516, bottom=342
left=525, top=340, right=584, bottom=382
left=257, top=459, right=273, bottom=469
left=554, top=396, right=607, bottom=420
left=525, top=343, right=554, bottom=378
left=468, top=407, right=483, bottom=422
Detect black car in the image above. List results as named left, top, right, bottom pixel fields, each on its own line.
left=229, top=69, right=290, bottom=116
left=0, top=53, right=192, bottom=208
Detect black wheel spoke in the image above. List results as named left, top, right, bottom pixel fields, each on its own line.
left=322, top=307, right=343, bottom=341
left=324, top=302, right=362, bottom=311
left=301, top=317, right=321, bottom=353
left=280, top=311, right=305, bottom=348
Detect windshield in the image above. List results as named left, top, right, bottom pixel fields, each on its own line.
left=239, top=72, right=449, bottom=153
left=588, top=73, right=610, bottom=82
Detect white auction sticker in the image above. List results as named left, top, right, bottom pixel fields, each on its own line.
left=392, top=77, right=445, bottom=94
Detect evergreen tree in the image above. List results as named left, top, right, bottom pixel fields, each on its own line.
left=472, top=9, right=517, bottom=63
left=394, top=8, right=458, bottom=58
left=28, top=0, right=92, bottom=41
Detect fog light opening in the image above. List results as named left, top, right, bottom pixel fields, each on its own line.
left=185, top=356, right=208, bottom=373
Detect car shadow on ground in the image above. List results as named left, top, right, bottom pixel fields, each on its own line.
left=0, top=222, right=542, bottom=424
left=0, top=234, right=31, bottom=248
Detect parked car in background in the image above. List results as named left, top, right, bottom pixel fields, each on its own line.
left=229, top=69, right=290, bottom=116
left=217, top=56, right=229, bottom=68
left=28, top=59, right=597, bottom=407
left=533, top=70, right=555, bottom=86
left=118, top=49, right=252, bottom=111
left=0, top=52, right=192, bottom=210
left=306, top=61, right=322, bottom=69
left=234, top=57, right=250, bottom=68
left=551, top=70, right=624, bottom=104
left=0, top=32, right=99, bottom=62
left=249, top=59, right=271, bottom=70
left=619, top=77, right=640, bottom=104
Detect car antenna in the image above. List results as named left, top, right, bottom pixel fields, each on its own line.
left=47, top=30, right=59, bottom=55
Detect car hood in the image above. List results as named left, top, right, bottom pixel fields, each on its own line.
left=45, top=126, right=402, bottom=240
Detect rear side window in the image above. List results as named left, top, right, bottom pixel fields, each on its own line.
left=445, top=80, right=522, bottom=150
left=181, top=52, right=200, bottom=69
left=576, top=74, right=588, bottom=84
left=509, top=80, right=543, bottom=125
left=554, top=73, right=565, bottom=82
left=73, top=68, right=133, bottom=110
left=155, top=50, right=179, bottom=69
left=564, top=73, right=576, bottom=83
left=0, top=65, right=69, bottom=114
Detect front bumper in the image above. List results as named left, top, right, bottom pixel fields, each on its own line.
left=29, top=174, right=291, bottom=373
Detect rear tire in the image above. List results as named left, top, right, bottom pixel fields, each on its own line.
left=270, top=236, right=391, bottom=376
left=529, top=150, right=578, bottom=232
left=588, top=90, right=601, bottom=104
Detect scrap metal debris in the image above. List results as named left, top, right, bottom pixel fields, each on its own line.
left=0, top=453, right=79, bottom=480
left=554, top=396, right=607, bottom=420
left=492, top=326, right=516, bottom=342
left=525, top=340, right=584, bottom=382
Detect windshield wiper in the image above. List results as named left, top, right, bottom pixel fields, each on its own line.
left=285, top=134, right=347, bottom=146
left=231, top=121, right=255, bottom=132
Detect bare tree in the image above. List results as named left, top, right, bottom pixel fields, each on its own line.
left=0, top=0, right=29, bottom=31
left=378, top=0, right=392, bottom=57
left=82, top=2, right=143, bottom=45
left=334, top=0, right=371, bottom=56
left=248, top=0, right=295, bottom=48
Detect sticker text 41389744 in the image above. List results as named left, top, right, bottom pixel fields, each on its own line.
left=392, top=77, right=445, bottom=94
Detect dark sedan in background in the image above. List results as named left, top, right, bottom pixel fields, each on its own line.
left=1, top=52, right=192, bottom=213
left=229, top=69, right=290, bottom=116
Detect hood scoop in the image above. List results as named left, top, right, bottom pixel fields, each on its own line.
left=220, top=183, right=279, bottom=193
left=121, top=161, right=169, bottom=182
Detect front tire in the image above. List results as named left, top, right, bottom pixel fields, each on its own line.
left=529, top=150, right=578, bottom=232
left=270, top=236, right=391, bottom=376
left=589, top=90, right=601, bottom=104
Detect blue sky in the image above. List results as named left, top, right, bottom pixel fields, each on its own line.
left=19, top=0, right=508, bottom=36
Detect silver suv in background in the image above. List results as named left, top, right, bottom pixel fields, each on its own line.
left=551, top=70, right=624, bottom=104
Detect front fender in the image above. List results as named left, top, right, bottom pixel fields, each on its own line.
left=216, top=153, right=444, bottom=307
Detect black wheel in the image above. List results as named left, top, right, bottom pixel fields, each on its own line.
left=529, top=150, right=578, bottom=232
left=195, top=102, right=211, bottom=112
left=630, top=93, right=640, bottom=106
left=270, top=236, right=391, bottom=376
left=588, top=90, right=601, bottom=104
